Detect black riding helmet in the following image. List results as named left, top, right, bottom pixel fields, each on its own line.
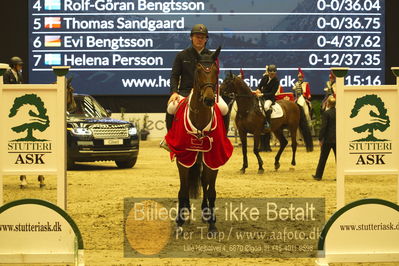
left=268, top=65, right=277, bottom=72
left=10, top=56, right=23, bottom=68
left=191, top=24, right=208, bottom=37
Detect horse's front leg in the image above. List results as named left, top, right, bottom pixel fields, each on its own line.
left=202, top=166, right=218, bottom=234
left=201, top=162, right=209, bottom=223
left=289, top=126, right=298, bottom=169
left=253, top=133, right=264, bottom=174
left=274, top=129, right=288, bottom=171
left=176, top=162, right=190, bottom=232
left=238, top=129, right=248, bottom=174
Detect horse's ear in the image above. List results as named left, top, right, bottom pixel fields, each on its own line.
left=240, top=68, right=245, bottom=79
left=229, top=70, right=233, bottom=77
left=212, top=46, right=222, bottom=61
left=67, top=76, right=73, bottom=86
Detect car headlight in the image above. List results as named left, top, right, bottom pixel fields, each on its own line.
left=71, top=127, right=93, bottom=136
left=128, top=127, right=137, bottom=136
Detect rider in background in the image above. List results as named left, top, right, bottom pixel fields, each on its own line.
left=292, top=68, right=312, bottom=122
left=292, top=67, right=311, bottom=103
left=161, top=24, right=228, bottom=150
left=3, top=56, right=24, bottom=84
left=255, top=64, right=279, bottom=130
left=324, top=71, right=336, bottom=98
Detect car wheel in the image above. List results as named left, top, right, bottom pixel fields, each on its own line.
left=67, top=157, right=75, bottom=170
left=115, top=157, right=137, bottom=169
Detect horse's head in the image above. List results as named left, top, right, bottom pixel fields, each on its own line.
left=193, top=46, right=221, bottom=107
left=220, top=70, right=242, bottom=98
left=66, top=77, right=77, bottom=112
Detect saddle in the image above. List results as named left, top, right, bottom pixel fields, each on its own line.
left=258, top=98, right=284, bottom=119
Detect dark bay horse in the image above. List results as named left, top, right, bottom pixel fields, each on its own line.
left=220, top=72, right=313, bottom=173
left=66, top=77, right=77, bottom=113
left=166, top=47, right=227, bottom=234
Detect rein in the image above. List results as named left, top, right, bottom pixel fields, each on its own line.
left=195, top=62, right=217, bottom=102
left=222, top=82, right=254, bottom=100
left=187, top=101, right=216, bottom=137
left=222, top=76, right=263, bottom=116
left=189, top=61, right=218, bottom=136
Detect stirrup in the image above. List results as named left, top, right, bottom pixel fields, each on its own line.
left=264, top=121, right=271, bottom=130
left=160, top=139, right=171, bottom=152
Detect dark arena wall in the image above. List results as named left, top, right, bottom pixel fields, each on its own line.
left=1, top=0, right=398, bottom=113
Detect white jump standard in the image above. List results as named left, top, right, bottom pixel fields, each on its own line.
left=0, top=66, right=69, bottom=209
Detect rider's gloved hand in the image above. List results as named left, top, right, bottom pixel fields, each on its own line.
left=254, top=89, right=263, bottom=97
left=168, top=92, right=180, bottom=104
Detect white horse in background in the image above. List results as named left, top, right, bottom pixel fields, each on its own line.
left=229, top=101, right=240, bottom=146
left=295, top=95, right=315, bottom=143
left=296, top=94, right=313, bottom=128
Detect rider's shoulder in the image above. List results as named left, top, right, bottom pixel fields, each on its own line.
left=260, top=75, right=269, bottom=82
left=271, top=76, right=280, bottom=83
left=176, top=47, right=193, bottom=56
left=177, top=48, right=189, bottom=56
left=4, top=68, right=12, bottom=75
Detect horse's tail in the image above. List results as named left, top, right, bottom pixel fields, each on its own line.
left=188, top=163, right=202, bottom=198
left=297, top=104, right=314, bottom=152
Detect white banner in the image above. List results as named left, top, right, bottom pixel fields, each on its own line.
left=334, top=67, right=399, bottom=209
left=111, top=113, right=167, bottom=139
left=340, top=87, right=398, bottom=172
left=0, top=66, right=69, bottom=209
left=4, top=90, right=59, bottom=170
left=317, top=199, right=399, bottom=265
left=0, top=199, right=84, bottom=264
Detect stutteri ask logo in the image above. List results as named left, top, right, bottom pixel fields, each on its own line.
left=8, top=94, right=50, bottom=141
left=349, top=94, right=390, bottom=142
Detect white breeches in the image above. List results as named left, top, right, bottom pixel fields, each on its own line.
left=167, top=94, right=229, bottom=116
left=296, top=95, right=312, bottom=122
left=263, top=99, right=273, bottom=111
left=296, top=94, right=306, bottom=107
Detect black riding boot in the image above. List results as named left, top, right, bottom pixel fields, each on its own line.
left=222, top=115, right=230, bottom=136
left=165, top=113, right=174, bottom=131
left=264, top=110, right=272, bottom=131
left=160, top=113, right=174, bottom=151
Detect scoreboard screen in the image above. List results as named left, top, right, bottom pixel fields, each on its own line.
left=28, top=0, right=385, bottom=95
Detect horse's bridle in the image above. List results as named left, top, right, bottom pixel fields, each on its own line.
left=195, top=62, right=217, bottom=102
left=222, top=75, right=252, bottom=100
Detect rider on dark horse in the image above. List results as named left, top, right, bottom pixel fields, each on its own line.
left=161, top=24, right=229, bottom=150
left=254, top=64, right=280, bottom=130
